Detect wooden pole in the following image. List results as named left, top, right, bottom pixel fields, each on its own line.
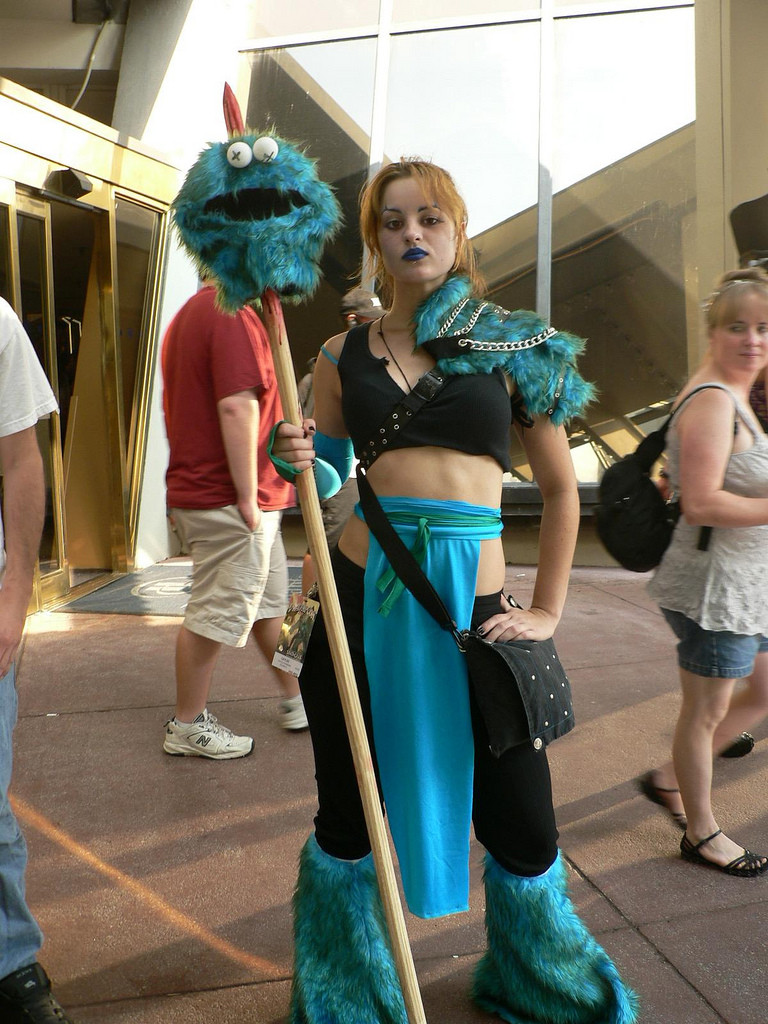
left=260, top=290, right=427, bottom=1024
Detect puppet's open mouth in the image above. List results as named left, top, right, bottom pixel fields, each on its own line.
left=204, top=188, right=309, bottom=220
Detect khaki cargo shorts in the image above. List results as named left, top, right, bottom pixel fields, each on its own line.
left=172, top=506, right=288, bottom=647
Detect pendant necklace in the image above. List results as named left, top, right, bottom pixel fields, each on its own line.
left=378, top=317, right=413, bottom=393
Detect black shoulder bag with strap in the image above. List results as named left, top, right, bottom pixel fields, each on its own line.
left=594, top=384, right=733, bottom=572
left=355, top=365, right=574, bottom=757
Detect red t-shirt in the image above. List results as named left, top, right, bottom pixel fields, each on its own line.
left=162, top=286, right=294, bottom=511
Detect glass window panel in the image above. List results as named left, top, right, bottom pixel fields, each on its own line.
left=245, top=40, right=376, bottom=366
left=551, top=8, right=696, bottom=480
left=16, top=212, right=60, bottom=576
left=48, top=201, right=112, bottom=583
left=245, top=0, right=380, bottom=39
left=49, top=203, right=94, bottom=447
left=552, top=8, right=694, bottom=194
left=393, top=0, right=539, bottom=21
left=0, top=206, right=9, bottom=302
left=385, top=23, right=540, bottom=312
left=16, top=214, right=47, bottom=368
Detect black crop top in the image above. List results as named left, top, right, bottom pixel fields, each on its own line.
left=337, top=322, right=512, bottom=472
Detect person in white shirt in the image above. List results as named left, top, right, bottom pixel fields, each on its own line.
left=0, top=296, right=77, bottom=1023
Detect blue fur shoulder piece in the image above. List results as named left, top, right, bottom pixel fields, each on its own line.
left=415, top=276, right=595, bottom=426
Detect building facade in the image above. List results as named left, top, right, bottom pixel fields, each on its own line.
left=0, top=0, right=765, bottom=607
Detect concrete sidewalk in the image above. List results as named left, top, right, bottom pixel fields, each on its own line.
left=12, top=565, right=768, bottom=1023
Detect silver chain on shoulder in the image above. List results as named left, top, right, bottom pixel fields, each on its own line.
left=435, top=297, right=472, bottom=337
left=457, top=326, right=557, bottom=352
left=434, top=299, right=557, bottom=352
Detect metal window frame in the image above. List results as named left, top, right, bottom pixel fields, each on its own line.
left=240, top=0, right=694, bottom=322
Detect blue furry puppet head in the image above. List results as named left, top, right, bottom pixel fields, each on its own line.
left=172, top=84, right=342, bottom=313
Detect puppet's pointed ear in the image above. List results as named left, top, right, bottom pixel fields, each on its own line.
left=223, top=83, right=245, bottom=137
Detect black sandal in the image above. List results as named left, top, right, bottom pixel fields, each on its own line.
left=719, top=732, right=755, bottom=759
left=637, top=771, right=687, bottom=830
left=680, top=829, right=768, bottom=877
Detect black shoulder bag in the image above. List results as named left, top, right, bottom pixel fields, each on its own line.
left=356, top=365, right=574, bottom=757
left=594, top=384, right=734, bottom=572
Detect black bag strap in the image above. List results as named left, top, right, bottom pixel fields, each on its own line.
left=666, top=383, right=734, bottom=433
left=656, top=383, right=737, bottom=552
left=635, top=384, right=726, bottom=472
left=358, top=367, right=449, bottom=469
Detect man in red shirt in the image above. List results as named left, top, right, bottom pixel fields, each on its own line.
left=161, top=281, right=305, bottom=758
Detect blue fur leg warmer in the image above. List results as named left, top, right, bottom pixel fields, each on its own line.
left=472, top=852, right=639, bottom=1024
left=290, top=834, right=408, bottom=1024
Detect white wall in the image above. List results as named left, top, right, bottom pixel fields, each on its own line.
left=113, top=0, right=254, bottom=565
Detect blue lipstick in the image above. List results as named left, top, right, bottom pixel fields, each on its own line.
left=403, top=248, right=428, bottom=261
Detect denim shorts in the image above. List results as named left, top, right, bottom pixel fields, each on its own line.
left=661, top=608, right=768, bottom=679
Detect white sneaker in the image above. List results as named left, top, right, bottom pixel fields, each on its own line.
left=280, top=693, right=308, bottom=731
left=163, top=709, right=254, bottom=759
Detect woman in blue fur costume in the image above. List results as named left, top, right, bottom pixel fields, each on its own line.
left=272, top=158, right=638, bottom=1024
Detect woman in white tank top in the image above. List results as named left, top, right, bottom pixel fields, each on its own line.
left=641, top=268, right=768, bottom=877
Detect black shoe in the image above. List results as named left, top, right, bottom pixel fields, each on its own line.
left=719, top=732, right=755, bottom=758
left=0, top=963, right=76, bottom=1023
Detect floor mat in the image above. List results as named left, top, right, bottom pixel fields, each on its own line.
left=57, top=562, right=303, bottom=616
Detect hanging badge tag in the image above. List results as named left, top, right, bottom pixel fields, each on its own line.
left=272, top=586, right=320, bottom=677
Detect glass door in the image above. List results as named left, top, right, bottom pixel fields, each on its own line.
left=0, top=201, right=10, bottom=301
left=48, top=196, right=127, bottom=585
left=14, top=196, right=68, bottom=604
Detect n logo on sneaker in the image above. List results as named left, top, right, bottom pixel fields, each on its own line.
left=197, top=736, right=212, bottom=746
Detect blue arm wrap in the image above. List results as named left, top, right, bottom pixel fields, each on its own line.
left=267, top=422, right=353, bottom=501
left=313, top=431, right=354, bottom=500
left=267, top=421, right=300, bottom=482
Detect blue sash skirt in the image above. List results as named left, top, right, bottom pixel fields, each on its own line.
left=358, top=497, right=503, bottom=918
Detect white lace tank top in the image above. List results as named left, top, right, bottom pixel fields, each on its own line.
left=648, top=382, right=768, bottom=635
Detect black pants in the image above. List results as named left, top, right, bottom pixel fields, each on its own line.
left=298, top=547, right=559, bottom=877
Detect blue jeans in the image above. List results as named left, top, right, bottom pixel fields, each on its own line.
left=0, top=666, right=43, bottom=979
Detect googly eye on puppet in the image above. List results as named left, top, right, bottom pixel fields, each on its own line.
left=226, top=141, right=252, bottom=168
left=172, top=84, right=341, bottom=313
left=252, top=136, right=279, bottom=163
